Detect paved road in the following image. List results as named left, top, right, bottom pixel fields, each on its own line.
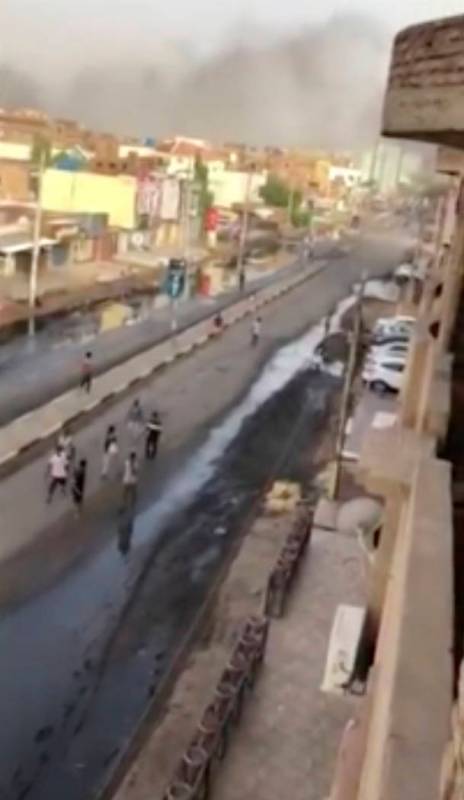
left=0, top=232, right=408, bottom=800
left=0, top=251, right=322, bottom=427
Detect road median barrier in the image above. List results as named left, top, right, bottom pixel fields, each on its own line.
left=0, top=261, right=325, bottom=474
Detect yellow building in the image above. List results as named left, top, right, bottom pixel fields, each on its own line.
left=41, top=169, right=136, bottom=229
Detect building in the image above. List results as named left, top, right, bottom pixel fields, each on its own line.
left=0, top=161, right=30, bottom=200
left=358, top=140, right=431, bottom=194
left=329, top=13, right=464, bottom=800
left=0, top=107, right=51, bottom=143
left=208, top=167, right=267, bottom=210
left=41, top=169, right=137, bottom=229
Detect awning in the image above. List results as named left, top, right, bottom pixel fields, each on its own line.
left=0, top=237, right=56, bottom=254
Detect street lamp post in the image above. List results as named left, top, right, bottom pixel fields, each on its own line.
left=237, top=165, right=254, bottom=292
left=328, top=272, right=367, bottom=501
left=28, top=148, right=46, bottom=338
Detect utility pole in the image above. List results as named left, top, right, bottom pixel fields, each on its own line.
left=369, top=139, right=380, bottom=185
left=182, top=175, right=191, bottom=264
left=237, top=165, right=253, bottom=292
left=28, top=147, right=46, bottom=338
left=328, top=273, right=366, bottom=501
left=287, top=181, right=295, bottom=226
left=395, top=146, right=404, bottom=191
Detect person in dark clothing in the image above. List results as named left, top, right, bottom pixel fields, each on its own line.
left=80, top=351, right=94, bottom=393
left=213, top=312, right=224, bottom=333
left=72, top=459, right=87, bottom=516
left=145, top=411, right=163, bottom=460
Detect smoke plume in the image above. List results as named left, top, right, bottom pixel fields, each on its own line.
left=0, top=14, right=390, bottom=149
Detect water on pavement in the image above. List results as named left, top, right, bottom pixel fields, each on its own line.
left=0, top=293, right=352, bottom=800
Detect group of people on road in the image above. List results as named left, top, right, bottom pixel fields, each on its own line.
left=45, top=397, right=163, bottom=521
left=52, top=305, right=260, bottom=520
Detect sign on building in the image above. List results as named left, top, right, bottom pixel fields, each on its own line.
left=160, top=178, right=181, bottom=221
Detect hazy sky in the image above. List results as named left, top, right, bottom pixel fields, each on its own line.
left=0, top=0, right=462, bottom=145
left=1, top=0, right=463, bottom=71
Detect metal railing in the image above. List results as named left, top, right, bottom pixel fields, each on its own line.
left=162, top=615, right=269, bottom=800
left=265, top=512, right=313, bottom=618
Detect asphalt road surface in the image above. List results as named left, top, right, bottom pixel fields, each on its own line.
left=0, top=249, right=320, bottom=426
left=0, top=231, right=409, bottom=800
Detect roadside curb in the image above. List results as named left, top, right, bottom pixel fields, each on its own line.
left=0, top=262, right=326, bottom=475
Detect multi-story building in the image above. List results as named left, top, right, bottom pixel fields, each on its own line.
left=329, top=14, right=464, bottom=800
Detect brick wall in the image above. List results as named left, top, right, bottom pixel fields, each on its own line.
left=388, top=16, right=464, bottom=91
left=382, top=15, right=464, bottom=146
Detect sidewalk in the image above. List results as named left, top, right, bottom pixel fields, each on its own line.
left=211, top=524, right=364, bottom=800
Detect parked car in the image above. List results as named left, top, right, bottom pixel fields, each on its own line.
left=373, top=316, right=415, bottom=337
left=367, top=341, right=410, bottom=360
left=371, top=321, right=413, bottom=344
left=371, top=332, right=411, bottom=348
left=395, top=263, right=417, bottom=281
left=362, top=358, right=406, bottom=393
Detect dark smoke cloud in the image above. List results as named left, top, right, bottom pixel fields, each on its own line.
left=0, top=65, right=43, bottom=110
left=0, top=14, right=390, bottom=149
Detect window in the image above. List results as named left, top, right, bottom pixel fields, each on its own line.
left=384, top=362, right=405, bottom=372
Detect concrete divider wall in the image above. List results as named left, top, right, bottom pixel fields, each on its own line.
left=0, top=262, right=324, bottom=471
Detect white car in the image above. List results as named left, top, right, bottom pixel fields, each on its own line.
left=362, top=357, right=406, bottom=393
left=372, top=320, right=414, bottom=342
left=373, top=315, right=415, bottom=333
left=395, top=263, right=416, bottom=281
left=367, top=341, right=410, bottom=360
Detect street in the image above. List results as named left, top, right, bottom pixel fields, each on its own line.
left=0, top=249, right=318, bottom=427
left=0, top=232, right=407, bottom=800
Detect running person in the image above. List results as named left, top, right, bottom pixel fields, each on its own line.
left=145, top=411, right=163, bottom=460
left=80, top=351, right=94, bottom=393
left=46, top=446, right=68, bottom=503
left=251, top=316, right=261, bottom=347
left=71, top=459, right=87, bottom=517
left=101, top=425, right=119, bottom=479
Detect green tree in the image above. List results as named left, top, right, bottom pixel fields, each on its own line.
left=31, top=135, right=52, bottom=168
left=291, top=208, right=311, bottom=228
left=259, top=174, right=302, bottom=209
left=194, top=155, right=214, bottom=221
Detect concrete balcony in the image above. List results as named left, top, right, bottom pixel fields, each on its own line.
left=436, top=146, right=464, bottom=176
left=382, top=15, right=464, bottom=148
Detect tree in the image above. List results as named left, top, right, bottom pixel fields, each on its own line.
left=291, top=208, right=311, bottom=228
left=260, top=174, right=288, bottom=207
left=194, top=155, right=214, bottom=221
left=259, top=174, right=302, bottom=209
left=31, top=135, right=52, bottom=168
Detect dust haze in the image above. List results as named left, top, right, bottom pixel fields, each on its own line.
left=0, top=14, right=391, bottom=149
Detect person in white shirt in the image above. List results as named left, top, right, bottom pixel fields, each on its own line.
left=101, top=425, right=119, bottom=479
left=251, top=316, right=262, bottom=347
left=122, top=451, right=139, bottom=514
left=46, top=446, right=68, bottom=504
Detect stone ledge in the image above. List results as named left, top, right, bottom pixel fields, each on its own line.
left=358, top=426, right=435, bottom=496
left=426, top=354, right=453, bottom=441
left=356, top=457, right=453, bottom=800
